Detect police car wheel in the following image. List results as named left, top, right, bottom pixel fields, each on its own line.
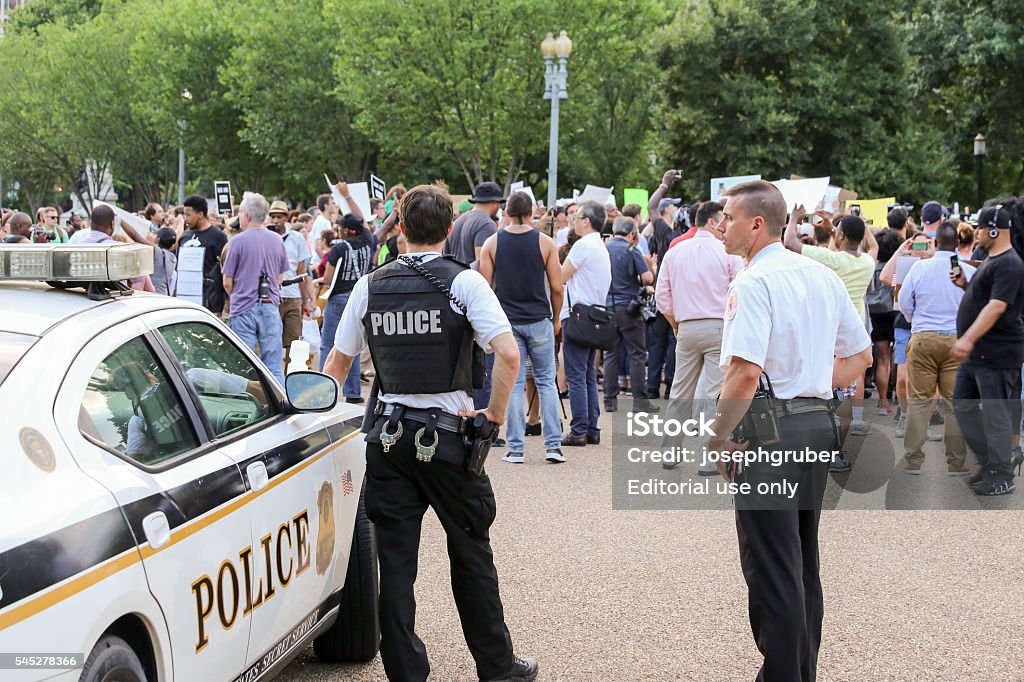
left=80, top=634, right=146, bottom=682
left=314, top=486, right=380, bottom=662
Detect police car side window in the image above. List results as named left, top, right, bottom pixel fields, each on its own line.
left=158, top=322, right=276, bottom=439
left=79, top=337, right=200, bottom=466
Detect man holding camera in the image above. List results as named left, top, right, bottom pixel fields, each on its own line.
left=656, top=200, right=742, bottom=472
left=602, top=216, right=655, bottom=413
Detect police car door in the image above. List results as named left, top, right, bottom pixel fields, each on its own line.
left=143, top=311, right=343, bottom=678
left=54, top=316, right=253, bottom=681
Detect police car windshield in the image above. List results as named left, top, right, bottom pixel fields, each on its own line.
left=0, top=331, right=38, bottom=387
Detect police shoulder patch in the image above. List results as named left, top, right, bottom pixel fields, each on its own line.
left=725, top=289, right=739, bottom=321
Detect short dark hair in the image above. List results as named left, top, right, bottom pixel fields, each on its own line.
left=839, top=215, right=866, bottom=243
left=91, top=205, right=115, bottom=230
left=695, top=200, right=724, bottom=227
left=813, top=224, right=831, bottom=246
left=887, top=207, right=908, bottom=230
left=621, top=203, right=642, bottom=220
left=317, top=193, right=332, bottom=212
left=506, top=191, right=532, bottom=218
left=875, top=227, right=903, bottom=263
left=370, top=198, right=383, bottom=212
left=183, top=194, right=208, bottom=217
left=143, top=202, right=163, bottom=220
left=156, top=227, right=178, bottom=249
left=399, top=184, right=454, bottom=245
left=935, top=219, right=959, bottom=251
left=722, top=180, right=787, bottom=235
left=577, top=200, right=606, bottom=232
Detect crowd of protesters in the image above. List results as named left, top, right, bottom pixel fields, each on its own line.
left=2, top=172, right=1023, bottom=493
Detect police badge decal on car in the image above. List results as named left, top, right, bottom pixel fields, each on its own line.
left=316, top=481, right=336, bottom=576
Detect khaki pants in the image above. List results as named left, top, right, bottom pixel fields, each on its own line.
left=279, top=297, right=303, bottom=362
left=905, top=331, right=966, bottom=466
left=670, top=319, right=724, bottom=472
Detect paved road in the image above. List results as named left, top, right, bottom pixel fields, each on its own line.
left=280, top=405, right=1024, bottom=681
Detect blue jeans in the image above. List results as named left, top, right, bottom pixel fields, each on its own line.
left=646, top=313, right=676, bottom=396
left=953, top=363, right=1019, bottom=481
left=319, top=294, right=361, bottom=399
left=230, top=303, right=285, bottom=385
left=506, top=320, right=562, bottom=452
left=562, top=333, right=600, bottom=437
left=473, top=353, right=495, bottom=410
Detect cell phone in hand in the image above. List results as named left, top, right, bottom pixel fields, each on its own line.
left=911, top=241, right=928, bottom=251
left=950, top=253, right=961, bottom=278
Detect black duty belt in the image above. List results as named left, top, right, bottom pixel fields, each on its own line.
left=376, top=403, right=465, bottom=433
left=772, top=398, right=839, bottom=419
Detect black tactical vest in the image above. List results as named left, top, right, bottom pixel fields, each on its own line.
left=363, top=256, right=484, bottom=394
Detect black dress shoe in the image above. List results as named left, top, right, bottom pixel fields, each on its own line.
left=525, top=423, right=542, bottom=436
left=604, top=398, right=617, bottom=413
left=633, top=400, right=660, bottom=413
left=345, top=396, right=365, bottom=404
left=561, top=433, right=587, bottom=447
left=586, top=433, right=600, bottom=445
left=484, top=655, right=539, bottom=682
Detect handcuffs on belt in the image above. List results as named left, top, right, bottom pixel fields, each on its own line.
left=378, top=404, right=442, bottom=462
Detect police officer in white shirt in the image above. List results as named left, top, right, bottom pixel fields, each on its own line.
left=708, top=181, right=873, bottom=681
left=322, top=184, right=538, bottom=682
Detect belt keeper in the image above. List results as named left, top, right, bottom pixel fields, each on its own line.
left=415, top=409, right=441, bottom=462
left=380, top=405, right=406, bottom=453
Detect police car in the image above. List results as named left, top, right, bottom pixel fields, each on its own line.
left=0, top=243, right=379, bottom=681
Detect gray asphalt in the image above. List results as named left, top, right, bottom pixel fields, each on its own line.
left=279, top=405, right=1024, bottom=681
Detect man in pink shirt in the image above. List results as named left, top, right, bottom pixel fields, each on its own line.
left=655, top=201, right=743, bottom=471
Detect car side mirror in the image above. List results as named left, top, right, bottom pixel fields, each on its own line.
left=284, top=371, right=338, bottom=412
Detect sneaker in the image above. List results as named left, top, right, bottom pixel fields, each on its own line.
left=849, top=421, right=871, bottom=436
left=545, top=449, right=566, bottom=464
left=901, top=460, right=923, bottom=475
left=502, top=452, right=525, bottom=464
left=927, top=427, right=942, bottom=442
left=974, top=477, right=1016, bottom=496
left=525, top=423, right=542, bottom=437
left=484, top=655, right=539, bottom=682
left=930, top=409, right=945, bottom=426
left=493, top=438, right=507, bottom=448
left=633, top=399, right=660, bottom=413
left=878, top=402, right=893, bottom=416
left=895, top=414, right=907, bottom=438
left=968, top=468, right=987, bottom=487
left=947, top=463, right=970, bottom=476
left=829, top=455, right=852, bottom=473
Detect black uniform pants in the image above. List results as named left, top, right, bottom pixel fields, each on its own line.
left=363, top=423, right=514, bottom=682
left=604, top=305, right=649, bottom=401
left=734, top=410, right=835, bottom=682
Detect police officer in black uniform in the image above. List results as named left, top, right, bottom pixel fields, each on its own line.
left=323, top=184, right=537, bottom=682
left=707, top=181, right=873, bottom=681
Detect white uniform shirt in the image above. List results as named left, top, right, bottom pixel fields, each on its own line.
left=560, top=231, right=612, bottom=320
left=280, top=229, right=311, bottom=299
left=334, top=252, right=512, bottom=414
left=720, top=242, right=871, bottom=399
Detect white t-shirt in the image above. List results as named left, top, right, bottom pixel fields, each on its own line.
left=560, top=231, right=612, bottom=320
left=281, top=229, right=311, bottom=299
left=311, top=215, right=332, bottom=241
left=334, top=252, right=512, bottom=414
left=555, top=226, right=571, bottom=246
left=720, top=242, right=871, bottom=399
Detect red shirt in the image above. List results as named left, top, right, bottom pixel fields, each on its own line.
left=668, top=227, right=698, bottom=249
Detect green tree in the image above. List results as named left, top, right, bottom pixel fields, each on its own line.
left=219, top=0, right=376, bottom=198
left=656, top=0, right=949, bottom=205
left=909, top=0, right=1024, bottom=199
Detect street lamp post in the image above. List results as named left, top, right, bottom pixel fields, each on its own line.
left=541, top=30, right=572, bottom=209
left=973, top=133, right=986, bottom=214
left=178, top=89, right=193, bottom=205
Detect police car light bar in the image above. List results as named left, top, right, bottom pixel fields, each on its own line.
left=0, top=243, right=154, bottom=282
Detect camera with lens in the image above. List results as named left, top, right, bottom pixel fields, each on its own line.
left=627, top=290, right=657, bottom=322
left=31, top=226, right=56, bottom=242
left=258, top=273, right=271, bottom=302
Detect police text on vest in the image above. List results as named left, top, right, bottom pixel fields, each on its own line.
left=370, top=310, right=443, bottom=336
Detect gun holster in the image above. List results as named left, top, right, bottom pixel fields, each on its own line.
left=731, top=373, right=781, bottom=447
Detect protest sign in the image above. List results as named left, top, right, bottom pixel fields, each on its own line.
left=771, top=177, right=830, bottom=213
left=623, top=188, right=649, bottom=219
left=579, top=184, right=613, bottom=206
left=213, top=181, right=232, bottom=215
left=324, top=174, right=372, bottom=218
left=846, top=197, right=894, bottom=226
left=96, top=201, right=150, bottom=236
left=370, top=174, right=386, bottom=201
left=711, top=175, right=761, bottom=202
